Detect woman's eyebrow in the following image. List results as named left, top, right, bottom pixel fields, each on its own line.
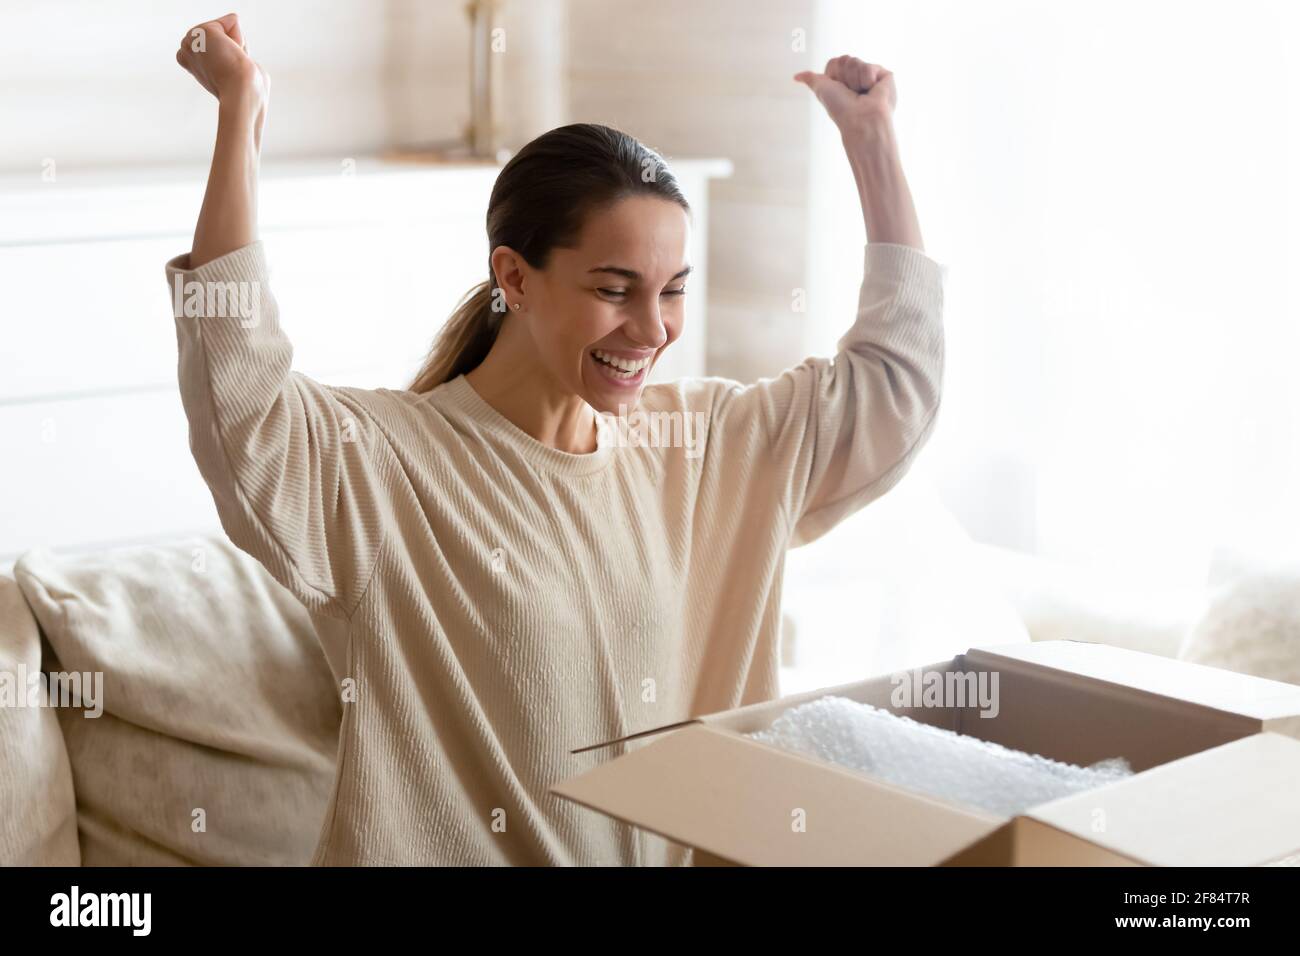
left=587, top=264, right=693, bottom=281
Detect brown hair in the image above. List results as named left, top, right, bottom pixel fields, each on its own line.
left=407, top=123, right=691, bottom=393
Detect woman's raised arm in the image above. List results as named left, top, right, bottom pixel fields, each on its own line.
left=705, top=58, right=945, bottom=547
left=177, top=13, right=267, bottom=267
left=167, top=15, right=391, bottom=621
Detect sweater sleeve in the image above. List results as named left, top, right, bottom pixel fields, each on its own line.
left=708, top=242, right=946, bottom=548
left=166, top=240, right=389, bottom=621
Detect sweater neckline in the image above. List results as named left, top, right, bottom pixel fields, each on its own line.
left=438, top=375, right=615, bottom=476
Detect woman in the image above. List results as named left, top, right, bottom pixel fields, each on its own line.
left=170, top=13, right=944, bottom=866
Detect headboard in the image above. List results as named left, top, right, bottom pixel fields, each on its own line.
left=0, top=156, right=731, bottom=568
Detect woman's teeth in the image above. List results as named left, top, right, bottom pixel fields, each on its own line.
left=592, top=349, right=651, bottom=379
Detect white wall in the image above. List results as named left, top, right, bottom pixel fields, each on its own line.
left=0, top=0, right=532, bottom=175
left=808, top=0, right=1300, bottom=586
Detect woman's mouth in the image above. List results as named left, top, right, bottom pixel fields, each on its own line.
left=589, top=348, right=651, bottom=387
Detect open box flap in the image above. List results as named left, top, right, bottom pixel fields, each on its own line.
left=966, top=641, right=1300, bottom=726
left=1024, top=732, right=1300, bottom=866
left=551, top=722, right=1004, bottom=866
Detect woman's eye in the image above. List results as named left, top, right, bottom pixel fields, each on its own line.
left=595, top=287, right=686, bottom=299
left=597, top=287, right=686, bottom=299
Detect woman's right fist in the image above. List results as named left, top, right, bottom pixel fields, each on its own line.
left=176, top=13, right=268, bottom=105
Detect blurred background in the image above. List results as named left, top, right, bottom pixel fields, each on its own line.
left=2, top=0, right=1298, bottom=689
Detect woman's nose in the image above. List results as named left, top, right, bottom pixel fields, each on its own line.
left=626, top=302, right=669, bottom=350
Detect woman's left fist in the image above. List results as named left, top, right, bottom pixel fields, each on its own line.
left=794, top=56, right=896, bottom=137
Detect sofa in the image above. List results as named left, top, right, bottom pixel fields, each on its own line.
left=1, top=535, right=340, bottom=865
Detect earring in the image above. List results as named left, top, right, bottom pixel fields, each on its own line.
left=511, top=302, right=521, bottom=311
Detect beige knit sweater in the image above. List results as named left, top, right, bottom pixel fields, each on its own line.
left=165, top=239, right=946, bottom=865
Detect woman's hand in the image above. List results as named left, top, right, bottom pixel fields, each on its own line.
left=796, top=56, right=922, bottom=250
left=177, top=13, right=269, bottom=117
left=794, top=56, right=896, bottom=140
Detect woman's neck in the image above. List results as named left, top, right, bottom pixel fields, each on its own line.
left=463, top=347, right=598, bottom=455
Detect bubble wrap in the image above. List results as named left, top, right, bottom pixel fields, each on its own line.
left=747, top=695, right=1133, bottom=817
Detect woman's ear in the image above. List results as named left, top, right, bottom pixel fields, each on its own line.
left=489, top=246, right=529, bottom=304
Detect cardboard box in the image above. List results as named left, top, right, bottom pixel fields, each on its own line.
left=550, top=641, right=1300, bottom=866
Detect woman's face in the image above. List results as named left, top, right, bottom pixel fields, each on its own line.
left=508, top=195, right=692, bottom=415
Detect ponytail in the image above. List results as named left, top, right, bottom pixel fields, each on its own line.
left=408, top=280, right=503, bottom=394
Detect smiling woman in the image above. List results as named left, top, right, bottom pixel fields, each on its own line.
left=166, top=13, right=944, bottom=867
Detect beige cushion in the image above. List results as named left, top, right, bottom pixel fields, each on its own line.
left=13, top=535, right=341, bottom=865
left=0, top=573, right=80, bottom=865
left=1179, top=548, right=1300, bottom=686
